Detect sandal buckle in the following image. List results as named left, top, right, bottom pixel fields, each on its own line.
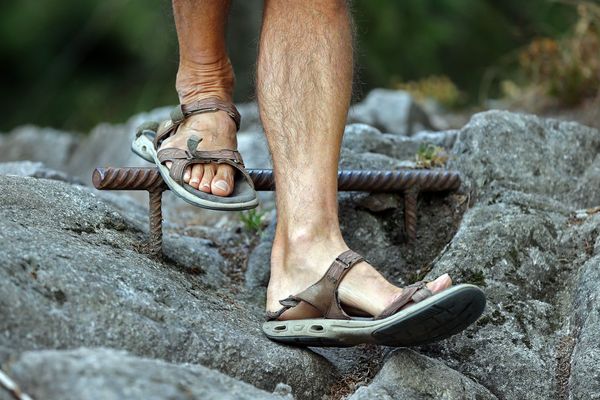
left=335, top=257, right=351, bottom=269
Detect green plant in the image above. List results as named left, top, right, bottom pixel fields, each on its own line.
left=415, top=144, right=448, bottom=168
left=240, top=209, right=266, bottom=233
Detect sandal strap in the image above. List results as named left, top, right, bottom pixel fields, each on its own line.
left=153, top=97, right=242, bottom=149
left=376, top=281, right=433, bottom=319
left=266, top=250, right=365, bottom=321
left=173, top=98, right=241, bottom=130
left=265, top=296, right=301, bottom=321
left=157, top=145, right=254, bottom=188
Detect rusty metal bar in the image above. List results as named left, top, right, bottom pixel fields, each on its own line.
left=148, top=188, right=164, bottom=257
left=404, top=187, right=419, bottom=242
left=93, top=167, right=459, bottom=192
left=93, top=167, right=167, bottom=192
left=92, top=167, right=460, bottom=253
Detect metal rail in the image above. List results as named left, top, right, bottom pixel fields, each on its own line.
left=92, top=167, right=461, bottom=257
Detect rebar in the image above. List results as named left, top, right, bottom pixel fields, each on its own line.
left=404, top=186, right=419, bottom=242
left=93, top=167, right=166, bottom=192
left=148, top=189, right=164, bottom=257
left=93, top=167, right=460, bottom=192
left=92, top=167, right=461, bottom=254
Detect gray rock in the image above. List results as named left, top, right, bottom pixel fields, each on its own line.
left=572, top=154, right=600, bottom=209
left=567, top=216, right=600, bottom=400
left=451, top=110, right=600, bottom=208
left=355, top=193, right=401, bottom=213
left=272, top=383, right=294, bottom=398
left=0, top=175, right=335, bottom=400
left=0, top=125, right=79, bottom=171
left=245, top=219, right=276, bottom=290
left=237, top=102, right=263, bottom=132
left=66, top=121, right=147, bottom=184
left=245, top=238, right=273, bottom=289
left=348, top=89, right=434, bottom=136
left=412, top=111, right=600, bottom=400
left=0, top=161, right=78, bottom=183
left=412, top=129, right=459, bottom=148
left=162, top=233, right=229, bottom=287
left=92, top=190, right=151, bottom=233
left=341, top=124, right=454, bottom=168
left=422, top=199, right=565, bottom=399
left=237, top=131, right=271, bottom=168
left=6, top=348, right=290, bottom=400
left=339, top=148, right=413, bottom=170
left=348, top=349, right=496, bottom=400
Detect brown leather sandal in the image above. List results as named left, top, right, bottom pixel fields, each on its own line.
left=131, top=97, right=258, bottom=211
left=262, top=250, right=486, bottom=347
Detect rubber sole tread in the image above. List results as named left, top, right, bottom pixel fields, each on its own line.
left=263, top=284, right=485, bottom=347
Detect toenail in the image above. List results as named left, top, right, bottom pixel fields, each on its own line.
left=190, top=178, right=199, bottom=184
left=202, top=182, right=210, bottom=188
left=214, top=180, right=229, bottom=191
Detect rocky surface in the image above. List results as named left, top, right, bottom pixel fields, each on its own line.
left=0, top=125, right=79, bottom=171
left=1, top=94, right=600, bottom=399
left=0, top=175, right=335, bottom=400
left=5, top=348, right=291, bottom=400
left=417, top=111, right=600, bottom=400
left=347, top=89, right=435, bottom=136
left=348, top=349, right=495, bottom=399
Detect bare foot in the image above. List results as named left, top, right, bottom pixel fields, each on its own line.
left=159, top=109, right=238, bottom=197
left=267, top=232, right=452, bottom=320
left=164, top=56, right=238, bottom=196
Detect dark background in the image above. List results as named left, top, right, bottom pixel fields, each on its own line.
left=0, top=0, right=576, bottom=132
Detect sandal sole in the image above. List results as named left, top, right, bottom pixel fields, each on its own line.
left=262, top=284, right=485, bottom=347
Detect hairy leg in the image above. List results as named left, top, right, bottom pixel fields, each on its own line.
left=257, top=0, right=451, bottom=319
left=165, top=0, right=237, bottom=196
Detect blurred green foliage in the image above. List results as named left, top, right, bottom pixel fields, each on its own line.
left=0, top=0, right=178, bottom=132
left=505, top=1, right=600, bottom=108
left=353, top=0, right=576, bottom=98
left=0, top=0, right=576, bottom=132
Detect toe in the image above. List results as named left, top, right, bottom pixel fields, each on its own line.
left=397, top=274, right=453, bottom=311
left=199, top=164, right=215, bottom=193
left=427, top=273, right=452, bottom=294
left=211, top=164, right=234, bottom=196
left=189, top=164, right=203, bottom=188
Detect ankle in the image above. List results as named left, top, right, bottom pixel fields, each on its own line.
left=275, top=224, right=345, bottom=251
left=181, top=111, right=238, bottom=140
left=271, top=225, right=347, bottom=272
left=176, top=57, right=235, bottom=104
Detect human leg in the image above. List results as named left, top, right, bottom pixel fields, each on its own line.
left=163, top=0, right=238, bottom=196
left=256, top=0, right=452, bottom=320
